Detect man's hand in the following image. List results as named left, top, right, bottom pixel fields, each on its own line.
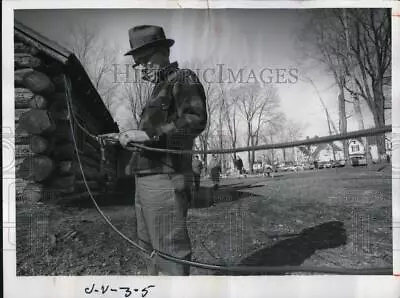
left=98, top=133, right=120, bottom=145
left=119, top=130, right=150, bottom=148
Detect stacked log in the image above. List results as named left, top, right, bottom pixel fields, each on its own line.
left=14, top=37, right=117, bottom=203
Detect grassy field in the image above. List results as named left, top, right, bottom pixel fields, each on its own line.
left=16, top=165, right=392, bottom=275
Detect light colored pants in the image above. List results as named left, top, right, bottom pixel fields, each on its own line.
left=135, top=173, right=192, bottom=275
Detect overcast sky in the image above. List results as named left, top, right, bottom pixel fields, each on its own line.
left=15, top=9, right=381, bottom=139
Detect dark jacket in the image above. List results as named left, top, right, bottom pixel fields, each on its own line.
left=209, top=157, right=221, bottom=173
left=192, top=159, right=203, bottom=175
left=130, top=62, right=207, bottom=174
left=236, top=158, right=243, bottom=170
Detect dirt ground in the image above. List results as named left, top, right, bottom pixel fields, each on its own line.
left=16, top=165, right=392, bottom=275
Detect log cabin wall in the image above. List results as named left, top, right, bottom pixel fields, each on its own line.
left=14, top=20, right=120, bottom=203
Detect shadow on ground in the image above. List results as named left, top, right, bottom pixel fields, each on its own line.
left=214, top=220, right=347, bottom=275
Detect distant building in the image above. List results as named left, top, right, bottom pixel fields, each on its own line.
left=348, top=139, right=368, bottom=166
left=311, top=143, right=344, bottom=163
left=348, top=135, right=391, bottom=163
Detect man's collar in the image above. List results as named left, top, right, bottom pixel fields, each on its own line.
left=142, top=61, right=179, bottom=83
left=159, top=61, right=179, bottom=81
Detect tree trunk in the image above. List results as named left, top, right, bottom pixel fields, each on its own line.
left=247, top=135, right=251, bottom=173
left=371, top=80, right=386, bottom=160
left=338, top=88, right=350, bottom=165
left=353, top=94, right=372, bottom=165
left=251, top=137, right=256, bottom=172
left=202, top=143, right=208, bottom=173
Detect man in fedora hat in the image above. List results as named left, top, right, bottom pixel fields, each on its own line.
left=104, top=25, right=207, bottom=275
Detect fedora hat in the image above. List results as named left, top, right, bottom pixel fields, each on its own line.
left=124, top=25, right=174, bottom=56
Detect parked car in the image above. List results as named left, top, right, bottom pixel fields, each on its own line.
left=332, top=160, right=346, bottom=168
left=254, top=162, right=274, bottom=174
left=280, top=162, right=296, bottom=172
left=351, top=156, right=367, bottom=166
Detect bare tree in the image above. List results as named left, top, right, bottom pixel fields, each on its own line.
left=301, top=76, right=341, bottom=161
left=121, top=70, right=153, bottom=129
left=341, top=9, right=391, bottom=160
left=224, top=89, right=240, bottom=161
left=298, top=10, right=351, bottom=164
left=234, top=84, right=280, bottom=173
left=259, top=113, right=285, bottom=165
left=197, top=82, right=219, bottom=170
left=285, top=119, right=305, bottom=164
left=298, top=8, right=391, bottom=162
left=181, top=59, right=221, bottom=169
left=66, top=21, right=118, bottom=110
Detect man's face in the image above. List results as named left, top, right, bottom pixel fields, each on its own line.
left=132, top=46, right=168, bottom=83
